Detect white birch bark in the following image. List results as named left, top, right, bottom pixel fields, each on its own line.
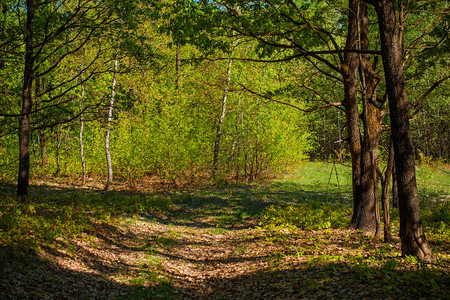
left=79, top=64, right=86, bottom=186
left=212, top=57, right=233, bottom=179
left=104, top=50, right=119, bottom=190
left=212, top=38, right=239, bottom=180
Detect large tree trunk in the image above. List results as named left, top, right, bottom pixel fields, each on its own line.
left=392, top=167, right=399, bottom=208
left=359, top=1, right=383, bottom=237
left=344, top=0, right=379, bottom=233
left=17, top=0, right=36, bottom=202
left=343, top=0, right=363, bottom=229
left=372, top=0, right=433, bottom=260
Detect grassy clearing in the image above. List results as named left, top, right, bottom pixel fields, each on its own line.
left=0, top=161, right=449, bottom=298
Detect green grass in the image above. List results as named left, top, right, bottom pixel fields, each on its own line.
left=0, top=161, right=448, bottom=250
left=0, top=190, right=174, bottom=250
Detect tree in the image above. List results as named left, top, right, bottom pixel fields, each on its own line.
left=212, top=38, right=238, bottom=180
left=365, top=0, right=434, bottom=260
left=164, top=0, right=448, bottom=250
left=104, top=48, right=119, bottom=190
left=17, top=0, right=37, bottom=202
left=11, top=0, right=118, bottom=201
left=165, top=0, right=386, bottom=233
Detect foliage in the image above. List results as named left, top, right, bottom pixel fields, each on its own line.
left=0, top=191, right=173, bottom=250
left=261, top=203, right=349, bottom=231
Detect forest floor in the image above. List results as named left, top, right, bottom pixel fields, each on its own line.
left=0, top=162, right=449, bottom=299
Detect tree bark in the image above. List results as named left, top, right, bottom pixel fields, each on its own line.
left=371, top=0, right=433, bottom=260
left=343, top=0, right=363, bottom=230
left=17, top=0, right=36, bottom=202
left=343, top=0, right=380, bottom=233
left=392, top=166, right=399, bottom=208
left=359, top=1, right=383, bottom=237
left=212, top=57, right=233, bottom=180
left=380, top=139, right=394, bottom=242
left=79, top=64, right=86, bottom=186
left=104, top=50, right=119, bottom=191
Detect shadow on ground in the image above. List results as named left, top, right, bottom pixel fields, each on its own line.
left=0, top=247, right=174, bottom=299
left=1, top=176, right=448, bottom=299
left=173, top=262, right=449, bottom=299
left=0, top=179, right=351, bottom=231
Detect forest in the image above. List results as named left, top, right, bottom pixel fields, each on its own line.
left=0, top=0, right=449, bottom=298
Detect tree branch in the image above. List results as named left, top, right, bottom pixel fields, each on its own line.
left=240, top=84, right=341, bottom=112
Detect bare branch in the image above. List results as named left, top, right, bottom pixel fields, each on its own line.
left=410, top=68, right=450, bottom=112
left=240, top=84, right=341, bottom=112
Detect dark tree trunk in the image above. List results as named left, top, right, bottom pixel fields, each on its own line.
left=392, top=167, right=399, bottom=208
left=380, top=139, right=394, bottom=243
left=17, top=0, right=36, bottom=202
left=343, top=0, right=363, bottom=230
left=344, top=0, right=380, bottom=233
left=371, top=0, right=433, bottom=260
left=359, top=1, right=383, bottom=237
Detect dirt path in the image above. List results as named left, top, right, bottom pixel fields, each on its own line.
left=3, top=209, right=436, bottom=300
left=0, top=210, right=353, bottom=299
left=1, top=180, right=449, bottom=299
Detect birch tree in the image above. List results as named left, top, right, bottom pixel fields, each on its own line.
left=104, top=50, right=119, bottom=191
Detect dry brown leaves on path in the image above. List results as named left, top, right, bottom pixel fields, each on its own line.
left=1, top=208, right=449, bottom=299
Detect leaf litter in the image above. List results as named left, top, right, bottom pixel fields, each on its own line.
left=0, top=184, right=449, bottom=299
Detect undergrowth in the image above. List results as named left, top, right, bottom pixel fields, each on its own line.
left=0, top=192, right=174, bottom=250
left=260, top=203, right=350, bottom=231
left=0, top=162, right=448, bottom=299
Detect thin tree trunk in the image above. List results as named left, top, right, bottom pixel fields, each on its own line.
left=337, top=110, right=343, bottom=163
left=64, top=125, right=71, bottom=159
left=40, top=130, right=47, bottom=166
left=34, top=73, right=47, bottom=168
left=212, top=57, right=233, bottom=180
left=104, top=50, right=119, bottom=191
left=212, top=38, right=239, bottom=180
left=79, top=114, right=86, bottom=185
left=371, top=0, right=433, bottom=260
left=55, top=124, right=63, bottom=176
left=322, top=112, right=327, bottom=160
left=380, top=139, right=394, bottom=242
left=79, top=64, right=86, bottom=186
left=17, top=0, right=36, bottom=202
